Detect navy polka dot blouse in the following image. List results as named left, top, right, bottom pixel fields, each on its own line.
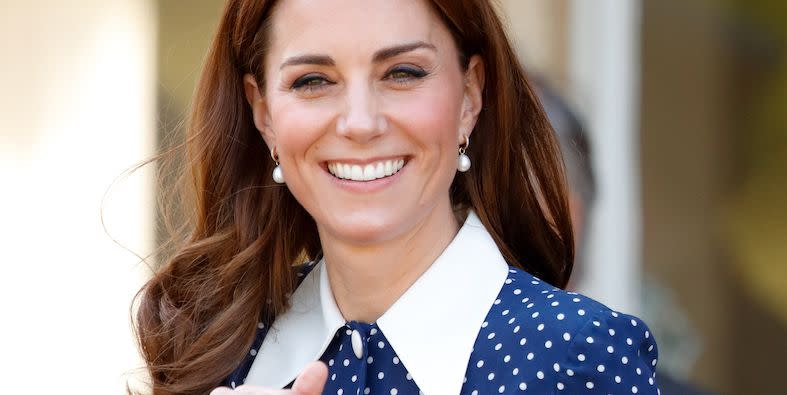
left=222, top=213, right=660, bottom=394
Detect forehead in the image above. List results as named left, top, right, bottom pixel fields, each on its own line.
left=267, top=0, right=452, bottom=60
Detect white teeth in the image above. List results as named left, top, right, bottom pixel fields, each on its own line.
left=363, top=164, right=375, bottom=180
left=351, top=165, right=363, bottom=180
left=327, top=158, right=405, bottom=181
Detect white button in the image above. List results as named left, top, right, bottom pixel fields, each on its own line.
left=351, top=329, right=363, bottom=359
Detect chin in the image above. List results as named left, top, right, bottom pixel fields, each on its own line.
left=320, top=210, right=408, bottom=246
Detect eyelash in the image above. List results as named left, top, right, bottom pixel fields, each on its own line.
left=289, top=66, right=428, bottom=92
left=386, top=66, right=428, bottom=82
left=290, top=73, right=328, bottom=91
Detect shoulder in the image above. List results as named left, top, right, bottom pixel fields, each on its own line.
left=488, top=267, right=628, bottom=341
left=463, top=267, right=660, bottom=394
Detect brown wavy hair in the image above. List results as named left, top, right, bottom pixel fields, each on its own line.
left=134, top=0, right=574, bottom=393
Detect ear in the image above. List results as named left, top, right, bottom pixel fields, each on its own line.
left=459, top=55, right=485, bottom=142
left=243, top=73, right=275, bottom=149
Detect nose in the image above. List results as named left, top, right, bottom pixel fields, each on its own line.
left=336, top=80, right=386, bottom=144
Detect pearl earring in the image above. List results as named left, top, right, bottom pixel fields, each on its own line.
left=457, top=135, right=471, bottom=172
left=271, top=148, right=285, bottom=184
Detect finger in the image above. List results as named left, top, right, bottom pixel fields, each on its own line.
left=233, top=385, right=290, bottom=394
left=291, top=361, right=329, bottom=394
left=209, top=387, right=234, bottom=395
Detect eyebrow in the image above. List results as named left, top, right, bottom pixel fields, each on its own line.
left=279, top=54, right=335, bottom=70
left=279, top=41, right=436, bottom=70
left=372, top=41, right=436, bottom=63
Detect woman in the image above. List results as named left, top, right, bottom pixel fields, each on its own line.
left=136, top=0, right=661, bottom=394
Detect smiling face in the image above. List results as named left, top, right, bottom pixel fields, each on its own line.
left=244, top=0, right=483, bottom=246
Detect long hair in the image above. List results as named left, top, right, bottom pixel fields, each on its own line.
left=134, top=0, right=574, bottom=394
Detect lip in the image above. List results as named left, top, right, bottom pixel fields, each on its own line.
left=323, top=156, right=410, bottom=193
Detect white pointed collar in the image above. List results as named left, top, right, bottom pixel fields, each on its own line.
left=245, top=211, right=510, bottom=394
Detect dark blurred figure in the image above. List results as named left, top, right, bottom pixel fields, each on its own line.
left=534, top=78, right=712, bottom=395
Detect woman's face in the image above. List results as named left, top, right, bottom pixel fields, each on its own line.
left=245, top=0, right=483, bottom=245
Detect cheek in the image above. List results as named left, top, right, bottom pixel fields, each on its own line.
left=386, top=85, right=464, bottom=206
left=269, top=100, right=331, bottom=159
left=388, top=86, right=463, bottom=152
left=268, top=99, right=333, bottom=210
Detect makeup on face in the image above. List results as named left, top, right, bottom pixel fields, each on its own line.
left=256, top=0, right=472, bottom=245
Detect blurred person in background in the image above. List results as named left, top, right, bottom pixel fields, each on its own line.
left=534, top=78, right=711, bottom=395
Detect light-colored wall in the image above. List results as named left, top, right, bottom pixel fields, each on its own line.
left=0, top=1, right=156, bottom=392
left=499, top=0, right=569, bottom=83
left=157, top=0, right=225, bottom=115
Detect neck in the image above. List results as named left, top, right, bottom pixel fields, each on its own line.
left=319, top=203, right=460, bottom=323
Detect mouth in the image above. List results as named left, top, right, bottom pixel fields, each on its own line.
left=326, top=157, right=406, bottom=182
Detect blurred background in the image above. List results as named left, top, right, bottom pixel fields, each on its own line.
left=1, top=0, right=784, bottom=394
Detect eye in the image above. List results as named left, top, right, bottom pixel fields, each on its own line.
left=291, top=73, right=333, bottom=91
left=385, top=66, right=428, bottom=83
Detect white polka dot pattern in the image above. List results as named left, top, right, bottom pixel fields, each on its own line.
left=225, top=265, right=660, bottom=394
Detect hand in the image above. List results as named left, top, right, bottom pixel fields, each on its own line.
left=210, top=361, right=328, bottom=395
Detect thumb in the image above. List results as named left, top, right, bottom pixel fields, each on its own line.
left=291, top=361, right=328, bottom=394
